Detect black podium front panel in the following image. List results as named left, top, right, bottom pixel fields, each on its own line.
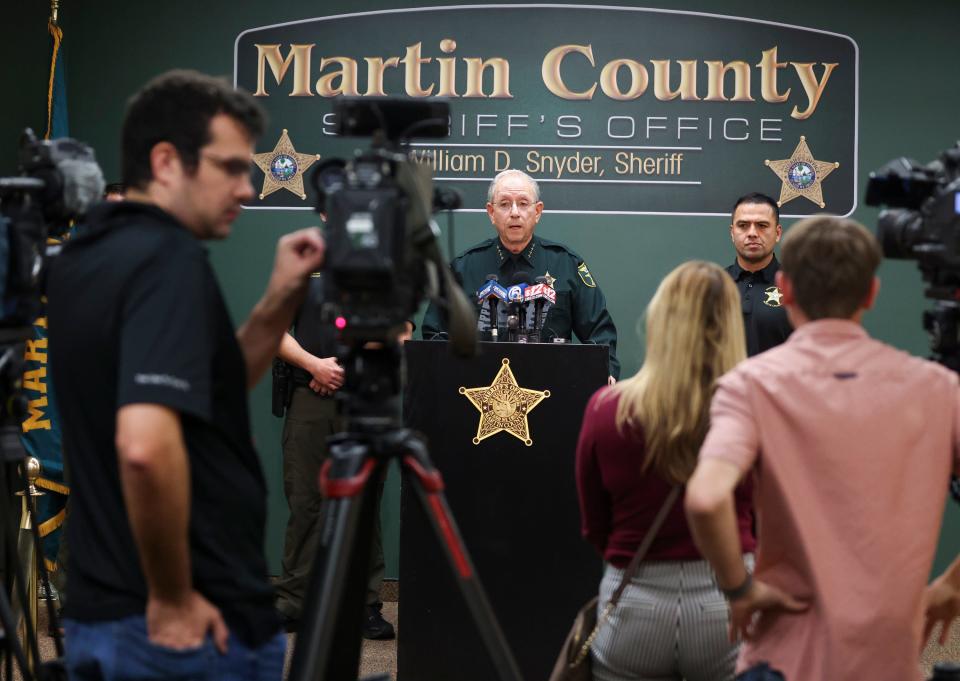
left=399, top=341, right=607, bottom=681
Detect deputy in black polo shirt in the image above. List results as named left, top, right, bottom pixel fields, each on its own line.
left=725, top=193, right=793, bottom=356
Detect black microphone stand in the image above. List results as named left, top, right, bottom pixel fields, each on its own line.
left=530, top=276, right=548, bottom=343
left=484, top=274, right=500, bottom=342
left=488, top=297, right=500, bottom=341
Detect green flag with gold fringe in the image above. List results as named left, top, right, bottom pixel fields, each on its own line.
left=20, top=9, right=71, bottom=574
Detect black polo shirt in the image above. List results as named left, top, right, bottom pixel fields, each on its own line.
left=47, top=201, right=278, bottom=645
left=725, top=255, right=793, bottom=356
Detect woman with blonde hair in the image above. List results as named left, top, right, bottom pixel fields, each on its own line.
left=575, top=260, right=756, bottom=681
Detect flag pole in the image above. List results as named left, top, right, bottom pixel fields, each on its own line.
left=50, top=0, right=60, bottom=25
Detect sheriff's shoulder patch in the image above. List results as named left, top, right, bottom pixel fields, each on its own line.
left=577, top=262, right=596, bottom=287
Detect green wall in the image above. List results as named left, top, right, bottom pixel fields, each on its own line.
left=3, top=0, right=958, bottom=577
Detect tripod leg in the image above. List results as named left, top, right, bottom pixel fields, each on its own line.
left=400, top=434, right=525, bottom=681
left=289, top=438, right=383, bottom=681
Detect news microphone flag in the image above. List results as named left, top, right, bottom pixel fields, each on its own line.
left=476, top=280, right=508, bottom=303
left=523, top=283, right=557, bottom=305
left=507, top=283, right=527, bottom=302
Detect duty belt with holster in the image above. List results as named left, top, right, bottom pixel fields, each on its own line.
left=271, top=359, right=293, bottom=417
left=271, top=360, right=320, bottom=417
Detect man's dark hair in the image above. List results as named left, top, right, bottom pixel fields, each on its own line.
left=103, top=182, right=125, bottom=197
left=732, top=192, right=780, bottom=225
left=121, top=70, right=266, bottom=190
left=780, top=216, right=881, bottom=320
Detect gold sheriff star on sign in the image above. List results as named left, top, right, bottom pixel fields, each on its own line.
left=253, top=129, right=320, bottom=200
left=765, top=136, right=839, bottom=209
left=459, top=359, right=550, bottom=447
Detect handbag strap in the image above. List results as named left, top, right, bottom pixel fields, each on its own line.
left=568, top=485, right=683, bottom=669
left=608, top=486, right=681, bottom=606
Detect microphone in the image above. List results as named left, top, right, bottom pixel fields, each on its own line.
left=475, top=274, right=507, bottom=341
left=507, top=271, right=532, bottom=342
left=524, top=277, right=557, bottom=342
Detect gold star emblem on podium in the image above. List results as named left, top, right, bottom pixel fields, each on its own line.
left=253, top=129, right=320, bottom=200
left=460, top=358, right=550, bottom=446
left=765, top=136, right=839, bottom=209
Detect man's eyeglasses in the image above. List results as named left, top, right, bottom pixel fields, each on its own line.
left=494, top=199, right=536, bottom=212
left=200, top=152, right=253, bottom=179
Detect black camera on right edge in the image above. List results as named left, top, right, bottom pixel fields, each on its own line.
left=867, top=144, right=960, bottom=296
left=867, top=143, right=960, bottom=370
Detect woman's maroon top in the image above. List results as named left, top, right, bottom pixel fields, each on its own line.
left=575, top=387, right=756, bottom=567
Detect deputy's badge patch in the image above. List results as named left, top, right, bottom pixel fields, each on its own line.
left=576, top=262, right=596, bottom=288
left=763, top=286, right=784, bottom=307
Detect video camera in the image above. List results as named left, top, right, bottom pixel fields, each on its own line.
left=0, top=128, right=103, bottom=333
left=867, top=144, right=960, bottom=297
left=867, top=144, right=960, bottom=370
left=310, top=98, right=476, bottom=355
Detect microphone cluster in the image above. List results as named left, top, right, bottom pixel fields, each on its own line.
left=475, top=272, right=555, bottom=342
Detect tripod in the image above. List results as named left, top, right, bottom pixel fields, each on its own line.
left=289, top=341, right=524, bottom=681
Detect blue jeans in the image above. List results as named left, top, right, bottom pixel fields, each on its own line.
left=64, top=615, right=286, bottom=680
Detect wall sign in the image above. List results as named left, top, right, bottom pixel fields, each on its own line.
left=235, top=5, right=858, bottom=216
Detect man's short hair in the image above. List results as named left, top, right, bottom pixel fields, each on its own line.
left=486, top=169, right=541, bottom=203
left=732, top=192, right=780, bottom=225
left=780, top=216, right=882, bottom=320
left=121, top=70, right=266, bottom=190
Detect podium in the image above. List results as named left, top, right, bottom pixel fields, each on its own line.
left=399, top=341, right=607, bottom=681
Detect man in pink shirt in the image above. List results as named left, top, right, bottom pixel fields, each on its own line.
left=685, top=216, right=960, bottom=680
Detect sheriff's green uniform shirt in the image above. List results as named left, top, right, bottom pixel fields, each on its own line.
left=422, top=235, right=620, bottom=378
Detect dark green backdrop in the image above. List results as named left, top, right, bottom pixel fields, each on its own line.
left=3, top=0, right=958, bottom=578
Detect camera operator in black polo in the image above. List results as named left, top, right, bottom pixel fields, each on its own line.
left=726, top=193, right=793, bottom=355
left=47, top=70, right=325, bottom=678
left=274, top=271, right=396, bottom=640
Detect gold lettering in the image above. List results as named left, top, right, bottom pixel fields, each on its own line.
left=254, top=44, right=314, bottom=97
left=757, top=47, right=790, bottom=104
left=599, top=59, right=648, bottom=100
left=363, top=57, right=400, bottom=97
left=316, top=57, right=359, bottom=97
left=24, top=337, right=48, bottom=363
left=790, top=62, right=838, bottom=120
left=704, top=60, right=754, bottom=102
left=23, top=367, right=47, bottom=393
left=651, top=60, right=699, bottom=101
left=495, top=150, right=511, bottom=171
left=463, top=58, right=511, bottom=98
left=541, top=45, right=597, bottom=100
left=437, top=39, right=458, bottom=97
left=400, top=42, right=434, bottom=97
left=22, top=396, right=50, bottom=432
